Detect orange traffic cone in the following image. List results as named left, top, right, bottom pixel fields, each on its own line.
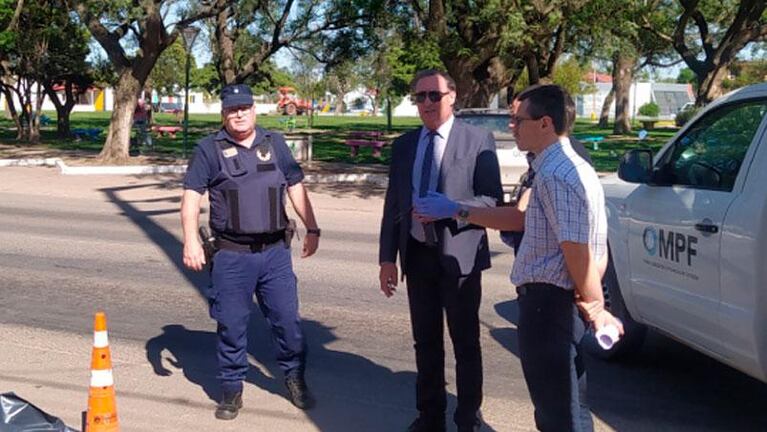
left=85, top=312, right=119, bottom=431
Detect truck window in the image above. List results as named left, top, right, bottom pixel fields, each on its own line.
left=654, top=99, right=767, bottom=192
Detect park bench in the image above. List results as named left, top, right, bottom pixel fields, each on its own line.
left=152, top=125, right=182, bottom=138
left=344, top=130, right=387, bottom=158
left=72, top=128, right=102, bottom=141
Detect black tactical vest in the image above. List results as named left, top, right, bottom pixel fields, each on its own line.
left=212, top=134, right=288, bottom=235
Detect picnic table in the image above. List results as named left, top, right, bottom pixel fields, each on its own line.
left=152, top=125, right=182, bottom=138
left=344, top=130, right=387, bottom=158
left=577, top=135, right=605, bottom=150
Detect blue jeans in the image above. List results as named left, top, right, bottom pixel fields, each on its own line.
left=517, top=283, right=593, bottom=432
left=209, top=244, right=304, bottom=394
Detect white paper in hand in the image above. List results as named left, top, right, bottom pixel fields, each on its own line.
left=595, top=324, right=621, bottom=350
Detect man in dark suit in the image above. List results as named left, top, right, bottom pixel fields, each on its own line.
left=379, top=69, right=503, bottom=432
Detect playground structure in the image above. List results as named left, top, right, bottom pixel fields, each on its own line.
left=276, top=87, right=312, bottom=116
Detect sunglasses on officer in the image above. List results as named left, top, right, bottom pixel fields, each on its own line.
left=413, top=91, right=451, bottom=104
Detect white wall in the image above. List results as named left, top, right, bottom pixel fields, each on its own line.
left=393, top=95, right=418, bottom=117
left=576, top=81, right=675, bottom=119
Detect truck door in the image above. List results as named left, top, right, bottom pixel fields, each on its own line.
left=625, top=99, right=767, bottom=352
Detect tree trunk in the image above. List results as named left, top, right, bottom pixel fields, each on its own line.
left=215, top=4, right=237, bottom=85
left=599, top=87, right=615, bottom=128
left=445, top=57, right=510, bottom=109
left=696, top=66, right=728, bottom=106
left=29, top=83, right=44, bottom=143
left=43, top=83, right=77, bottom=138
left=613, top=52, right=634, bottom=135
left=98, top=73, right=141, bottom=163
left=526, top=52, right=541, bottom=85
left=18, top=81, right=34, bottom=142
left=465, top=84, right=494, bottom=109
left=334, top=90, right=345, bottom=114
left=1, top=85, right=23, bottom=140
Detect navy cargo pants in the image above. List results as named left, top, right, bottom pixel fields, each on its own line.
left=209, top=243, right=305, bottom=394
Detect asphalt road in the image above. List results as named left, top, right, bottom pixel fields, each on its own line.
left=0, top=166, right=765, bottom=432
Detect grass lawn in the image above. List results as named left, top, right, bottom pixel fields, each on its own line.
left=0, top=111, right=677, bottom=172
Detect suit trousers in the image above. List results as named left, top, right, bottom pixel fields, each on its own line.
left=517, top=283, right=594, bottom=432
left=405, top=237, right=483, bottom=427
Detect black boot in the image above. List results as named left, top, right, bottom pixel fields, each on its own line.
left=285, top=371, right=315, bottom=410
left=215, top=390, right=242, bottom=420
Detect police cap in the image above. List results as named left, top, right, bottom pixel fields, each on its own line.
left=221, top=84, right=254, bottom=110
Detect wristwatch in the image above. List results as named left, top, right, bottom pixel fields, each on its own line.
left=456, top=206, right=470, bottom=223
left=306, top=228, right=321, bottom=237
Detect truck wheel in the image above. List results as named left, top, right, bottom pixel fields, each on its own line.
left=585, top=253, right=647, bottom=360
left=285, top=103, right=297, bottom=116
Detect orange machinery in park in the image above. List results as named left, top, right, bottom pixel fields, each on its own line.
left=276, top=86, right=312, bottom=116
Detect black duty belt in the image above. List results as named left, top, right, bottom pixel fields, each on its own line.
left=216, top=231, right=285, bottom=253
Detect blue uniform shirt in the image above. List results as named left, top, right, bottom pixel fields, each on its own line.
left=184, top=128, right=304, bottom=238
left=184, top=126, right=305, bottom=193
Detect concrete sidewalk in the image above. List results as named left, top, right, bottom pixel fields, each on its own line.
left=0, top=151, right=388, bottom=186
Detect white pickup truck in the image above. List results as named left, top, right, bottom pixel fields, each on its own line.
left=595, top=83, right=767, bottom=384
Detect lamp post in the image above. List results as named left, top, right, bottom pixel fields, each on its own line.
left=181, top=26, right=200, bottom=159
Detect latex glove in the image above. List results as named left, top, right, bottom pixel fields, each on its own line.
left=414, top=191, right=459, bottom=220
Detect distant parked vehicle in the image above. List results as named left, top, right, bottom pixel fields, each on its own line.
left=158, top=102, right=182, bottom=114
left=454, top=108, right=526, bottom=202
left=675, top=102, right=699, bottom=126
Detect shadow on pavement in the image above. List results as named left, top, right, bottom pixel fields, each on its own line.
left=145, top=324, right=218, bottom=400
left=491, top=300, right=767, bottom=431
left=306, top=182, right=386, bottom=199
left=99, top=182, right=209, bottom=301
left=145, top=318, right=424, bottom=432
left=489, top=299, right=520, bottom=357
left=586, top=331, right=767, bottom=432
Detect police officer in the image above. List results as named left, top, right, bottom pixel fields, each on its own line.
left=181, top=84, right=320, bottom=420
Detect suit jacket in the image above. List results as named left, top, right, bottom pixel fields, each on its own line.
left=379, top=119, right=503, bottom=278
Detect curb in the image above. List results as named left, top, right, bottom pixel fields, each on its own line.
left=0, top=157, right=389, bottom=185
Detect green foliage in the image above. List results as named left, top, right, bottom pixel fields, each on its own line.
left=677, top=68, right=696, bottom=84
left=638, top=102, right=660, bottom=117
left=90, top=57, right=118, bottom=87
left=190, top=63, right=219, bottom=95
left=553, top=58, right=586, bottom=96
left=675, top=106, right=699, bottom=126
left=150, top=39, right=190, bottom=97
left=386, top=34, right=441, bottom=97
left=730, top=60, right=767, bottom=89
left=0, top=0, right=17, bottom=51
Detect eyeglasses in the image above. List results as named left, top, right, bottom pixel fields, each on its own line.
left=509, top=115, right=541, bottom=125
left=413, top=91, right=451, bottom=104
left=223, top=106, right=253, bottom=117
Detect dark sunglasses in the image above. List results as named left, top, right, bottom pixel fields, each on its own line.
left=413, top=91, right=450, bottom=103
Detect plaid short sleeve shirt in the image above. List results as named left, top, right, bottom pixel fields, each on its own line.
left=510, top=138, right=607, bottom=290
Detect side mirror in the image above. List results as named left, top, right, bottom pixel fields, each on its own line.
left=618, top=149, right=653, bottom=183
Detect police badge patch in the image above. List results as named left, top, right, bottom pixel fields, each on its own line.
left=256, top=145, right=272, bottom=161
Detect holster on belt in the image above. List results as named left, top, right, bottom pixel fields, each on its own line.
left=198, top=226, right=218, bottom=265
left=285, top=219, right=297, bottom=248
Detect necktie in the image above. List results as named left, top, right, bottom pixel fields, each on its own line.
left=420, top=131, right=437, bottom=246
